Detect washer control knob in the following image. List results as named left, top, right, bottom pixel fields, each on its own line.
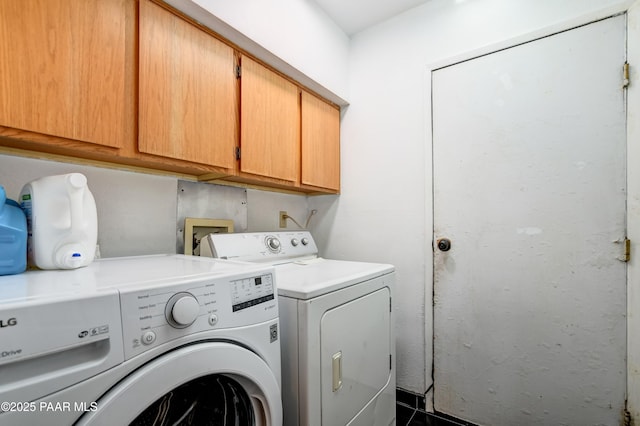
left=301, top=237, right=309, bottom=246
left=291, top=238, right=299, bottom=247
left=166, top=293, right=200, bottom=328
left=266, top=236, right=281, bottom=252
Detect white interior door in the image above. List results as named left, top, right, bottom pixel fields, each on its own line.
left=432, top=15, right=627, bottom=426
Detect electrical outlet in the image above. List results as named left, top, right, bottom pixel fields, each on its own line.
left=279, top=211, right=287, bottom=228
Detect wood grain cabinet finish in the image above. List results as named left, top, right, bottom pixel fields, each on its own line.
left=0, top=0, right=340, bottom=194
left=138, top=0, right=237, bottom=171
left=301, top=91, right=340, bottom=192
left=239, top=56, right=300, bottom=183
left=0, top=0, right=130, bottom=149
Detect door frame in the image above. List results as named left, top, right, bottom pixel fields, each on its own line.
left=424, top=0, right=640, bottom=418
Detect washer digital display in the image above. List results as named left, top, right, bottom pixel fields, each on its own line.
left=231, top=274, right=275, bottom=312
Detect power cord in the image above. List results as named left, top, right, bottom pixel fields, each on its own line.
left=283, top=209, right=318, bottom=229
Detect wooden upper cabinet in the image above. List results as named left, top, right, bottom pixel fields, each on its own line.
left=0, top=0, right=129, bottom=148
left=138, top=0, right=237, bottom=169
left=301, top=91, right=340, bottom=192
left=0, top=0, right=339, bottom=193
left=239, top=56, right=300, bottom=183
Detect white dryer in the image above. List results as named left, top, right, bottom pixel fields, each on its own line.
left=0, top=254, right=282, bottom=425
left=204, top=231, right=396, bottom=426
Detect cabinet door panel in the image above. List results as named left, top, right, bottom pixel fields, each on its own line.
left=0, top=0, right=127, bottom=147
left=240, top=57, right=299, bottom=182
left=139, top=0, right=237, bottom=169
left=301, top=91, right=340, bottom=191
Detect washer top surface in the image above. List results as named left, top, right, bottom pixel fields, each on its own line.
left=206, top=231, right=394, bottom=299
left=0, top=254, right=266, bottom=306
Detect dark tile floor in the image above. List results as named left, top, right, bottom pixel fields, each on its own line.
left=397, top=404, right=473, bottom=426
left=396, top=388, right=476, bottom=426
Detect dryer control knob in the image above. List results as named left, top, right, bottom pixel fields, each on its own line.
left=166, top=293, right=200, bottom=328
left=266, top=236, right=281, bottom=252
left=301, top=237, right=309, bottom=246
left=291, top=238, right=299, bottom=247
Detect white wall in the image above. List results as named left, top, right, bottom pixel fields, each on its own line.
left=0, top=155, right=178, bottom=257
left=247, top=189, right=310, bottom=232
left=0, top=154, right=309, bottom=257
left=310, top=0, right=634, bottom=396
left=166, top=0, right=351, bottom=105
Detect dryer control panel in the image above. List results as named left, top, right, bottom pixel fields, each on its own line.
left=204, top=231, right=319, bottom=264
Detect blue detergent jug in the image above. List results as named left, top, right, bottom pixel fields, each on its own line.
left=0, top=185, right=27, bottom=275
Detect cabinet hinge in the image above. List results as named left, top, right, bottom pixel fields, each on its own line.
left=623, top=62, right=630, bottom=88
left=235, top=147, right=241, bottom=160
left=236, top=65, right=241, bottom=79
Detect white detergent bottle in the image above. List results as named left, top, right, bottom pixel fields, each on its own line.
left=20, top=173, right=98, bottom=270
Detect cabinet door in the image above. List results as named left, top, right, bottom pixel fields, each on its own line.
left=301, top=91, right=340, bottom=191
left=0, top=0, right=128, bottom=148
left=139, top=0, right=237, bottom=169
left=240, top=56, right=300, bottom=182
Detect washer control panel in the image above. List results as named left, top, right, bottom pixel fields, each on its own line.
left=119, top=270, right=276, bottom=360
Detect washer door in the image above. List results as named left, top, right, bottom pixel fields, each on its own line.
left=76, top=342, right=282, bottom=426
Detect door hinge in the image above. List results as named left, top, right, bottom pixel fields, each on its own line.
left=617, top=238, right=631, bottom=262
left=624, top=401, right=631, bottom=426
left=389, top=297, right=392, bottom=313
left=624, top=238, right=631, bottom=262
left=389, top=354, right=393, bottom=371
left=623, top=62, right=630, bottom=88
left=236, top=65, right=241, bottom=79
left=235, top=146, right=241, bottom=160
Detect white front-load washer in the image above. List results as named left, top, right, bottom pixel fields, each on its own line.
left=203, top=231, right=396, bottom=426
left=0, top=254, right=282, bottom=425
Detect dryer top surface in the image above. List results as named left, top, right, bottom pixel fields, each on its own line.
left=275, top=258, right=393, bottom=299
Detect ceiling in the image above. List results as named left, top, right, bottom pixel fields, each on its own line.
left=313, top=0, right=430, bottom=35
